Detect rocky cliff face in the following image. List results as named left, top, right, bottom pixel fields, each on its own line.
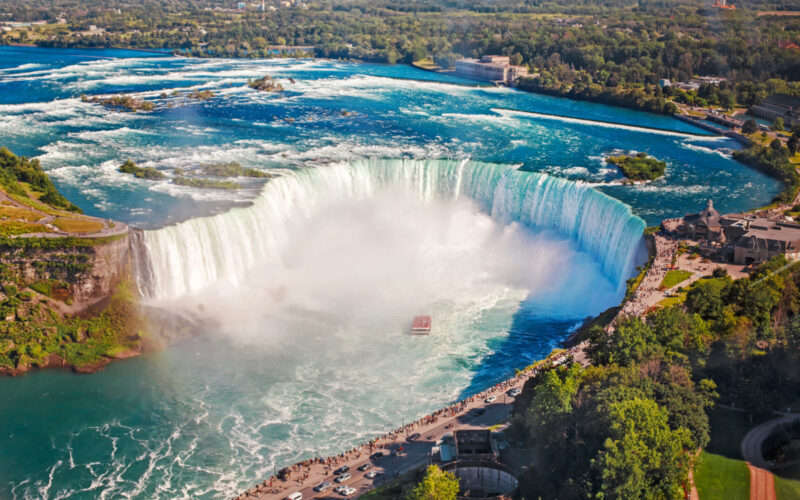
left=1, top=231, right=140, bottom=311
left=0, top=230, right=206, bottom=376
left=75, top=233, right=135, bottom=305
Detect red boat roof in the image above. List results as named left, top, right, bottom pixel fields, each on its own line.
left=412, top=316, right=431, bottom=329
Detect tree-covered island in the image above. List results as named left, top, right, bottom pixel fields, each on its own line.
left=607, top=152, right=667, bottom=182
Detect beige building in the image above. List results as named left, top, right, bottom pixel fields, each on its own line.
left=679, top=200, right=800, bottom=265
left=729, top=218, right=800, bottom=265
left=751, top=94, right=800, bottom=126
left=454, top=55, right=529, bottom=85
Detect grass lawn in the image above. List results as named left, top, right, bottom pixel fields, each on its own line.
left=411, top=58, right=444, bottom=71
left=657, top=291, right=687, bottom=308
left=694, top=451, right=750, bottom=500
left=0, top=220, right=48, bottom=236
left=0, top=205, right=42, bottom=221
left=661, top=269, right=693, bottom=289
left=10, top=192, right=70, bottom=217
left=52, top=218, right=104, bottom=234
left=775, top=473, right=800, bottom=500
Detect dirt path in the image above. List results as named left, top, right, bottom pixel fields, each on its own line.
left=687, top=448, right=701, bottom=500
left=741, top=415, right=799, bottom=500
left=749, top=464, right=777, bottom=500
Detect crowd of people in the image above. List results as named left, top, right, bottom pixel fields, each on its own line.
left=234, top=348, right=577, bottom=499
left=614, top=233, right=680, bottom=321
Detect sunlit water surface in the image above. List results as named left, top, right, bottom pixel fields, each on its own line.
left=0, top=47, right=783, bottom=499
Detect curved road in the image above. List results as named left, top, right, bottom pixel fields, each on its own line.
left=234, top=359, right=559, bottom=500
left=740, top=414, right=798, bottom=500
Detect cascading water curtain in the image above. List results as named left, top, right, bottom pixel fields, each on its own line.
left=137, top=159, right=646, bottom=301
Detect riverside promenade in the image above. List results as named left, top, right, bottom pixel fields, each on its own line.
left=233, top=349, right=576, bottom=500
left=610, top=233, right=678, bottom=325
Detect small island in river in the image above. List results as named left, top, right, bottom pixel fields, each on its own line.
left=82, top=94, right=155, bottom=113
left=119, top=159, right=166, bottom=179
left=118, top=160, right=272, bottom=189
left=606, top=152, right=666, bottom=182
left=248, top=75, right=284, bottom=92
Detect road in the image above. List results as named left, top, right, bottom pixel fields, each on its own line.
left=740, top=414, right=798, bottom=500
left=236, top=371, right=539, bottom=500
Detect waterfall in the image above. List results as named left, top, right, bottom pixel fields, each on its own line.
left=136, top=159, right=645, bottom=300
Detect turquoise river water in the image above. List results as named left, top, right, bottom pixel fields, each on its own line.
left=0, top=47, right=783, bottom=499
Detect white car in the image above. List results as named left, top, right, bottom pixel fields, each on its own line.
left=365, top=470, right=378, bottom=479
left=335, top=473, right=351, bottom=483
left=314, top=481, right=332, bottom=492
left=508, top=388, right=521, bottom=397
left=341, top=487, right=357, bottom=496
left=333, top=485, right=346, bottom=494
left=485, top=395, right=497, bottom=403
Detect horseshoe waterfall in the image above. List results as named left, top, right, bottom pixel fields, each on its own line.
left=135, top=159, right=646, bottom=301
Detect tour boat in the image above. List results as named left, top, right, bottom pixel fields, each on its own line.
left=411, top=315, right=432, bottom=335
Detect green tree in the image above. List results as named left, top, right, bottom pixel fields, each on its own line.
left=742, top=119, right=758, bottom=135
left=686, top=277, right=731, bottom=321
left=719, top=91, right=736, bottom=110
left=594, top=398, right=693, bottom=499
left=774, top=117, right=785, bottom=131
left=407, top=465, right=459, bottom=500
left=433, top=52, right=458, bottom=69
left=788, top=133, right=800, bottom=154
left=587, top=316, right=655, bottom=366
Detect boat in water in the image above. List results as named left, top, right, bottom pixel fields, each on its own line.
left=411, top=315, right=431, bottom=335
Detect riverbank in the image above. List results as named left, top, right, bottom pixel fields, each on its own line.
left=234, top=347, right=577, bottom=500
left=0, top=148, right=153, bottom=376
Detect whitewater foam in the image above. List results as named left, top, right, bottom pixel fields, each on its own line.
left=138, top=158, right=644, bottom=301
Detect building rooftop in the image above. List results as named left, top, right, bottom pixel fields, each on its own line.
left=456, top=58, right=527, bottom=71
left=729, top=218, right=800, bottom=244
left=454, top=429, right=495, bottom=457
left=764, top=94, right=800, bottom=109
left=685, top=199, right=722, bottom=228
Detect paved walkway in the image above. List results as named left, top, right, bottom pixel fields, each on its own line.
left=612, top=233, right=677, bottom=323
left=611, top=231, right=752, bottom=328
left=235, top=351, right=576, bottom=500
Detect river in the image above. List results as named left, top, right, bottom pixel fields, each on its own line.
left=0, top=47, right=782, bottom=499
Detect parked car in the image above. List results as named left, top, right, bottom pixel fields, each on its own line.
left=334, top=465, right=350, bottom=475
left=314, top=481, right=332, bottom=492
left=341, top=487, right=357, bottom=496
left=485, top=395, right=497, bottom=403
left=369, top=451, right=384, bottom=459
left=357, top=462, right=373, bottom=471
left=508, top=388, right=521, bottom=397
left=365, top=471, right=378, bottom=479
left=407, top=432, right=421, bottom=441
left=333, top=485, right=346, bottom=494
left=335, top=473, right=351, bottom=483
left=472, top=408, right=485, bottom=417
